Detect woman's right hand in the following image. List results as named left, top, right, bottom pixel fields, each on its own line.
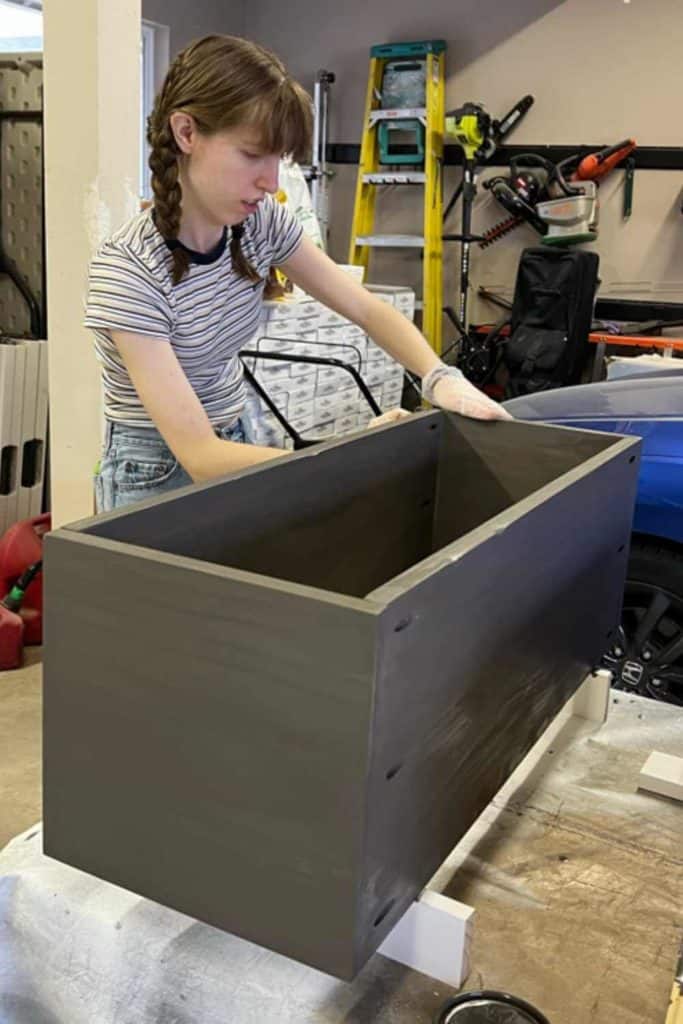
left=432, top=374, right=513, bottom=421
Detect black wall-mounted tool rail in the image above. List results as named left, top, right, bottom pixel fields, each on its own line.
left=328, top=143, right=683, bottom=172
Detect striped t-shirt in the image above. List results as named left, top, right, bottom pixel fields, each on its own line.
left=84, top=195, right=304, bottom=427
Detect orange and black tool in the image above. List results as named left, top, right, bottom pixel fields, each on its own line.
left=572, top=138, right=636, bottom=182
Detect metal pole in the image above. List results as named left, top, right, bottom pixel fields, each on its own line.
left=319, top=73, right=330, bottom=240
left=458, top=161, right=477, bottom=328
left=311, top=76, right=322, bottom=214
left=310, top=70, right=335, bottom=246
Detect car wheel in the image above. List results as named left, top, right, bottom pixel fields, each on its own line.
left=602, top=540, right=683, bottom=706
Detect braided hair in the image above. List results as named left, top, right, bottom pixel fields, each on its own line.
left=147, top=120, right=186, bottom=283
left=146, top=36, right=313, bottom=287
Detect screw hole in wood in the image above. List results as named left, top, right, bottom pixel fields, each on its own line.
left=394, top=617, right=412, bottom=633
left=629, top=456, right=636, bottom=464
left=386, top=764, right=403, bottom=781
left=617, top=545, right=625, bottom=553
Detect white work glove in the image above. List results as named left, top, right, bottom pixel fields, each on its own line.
left=422, top=364, right=513, bottom=422
left=368, top=408, right=412, bottom=429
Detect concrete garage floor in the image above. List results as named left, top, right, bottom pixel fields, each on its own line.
left=1, top=657, right=681, bottom=1024
left=0, top=648, right=42, bottom=851
left=444, top=697, right=683, bottom=1023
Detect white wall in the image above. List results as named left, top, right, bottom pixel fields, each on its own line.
left=451, top=0, right=683, bottom=148
left=246, top=0, right=683, bottom=336
left=444, top=0, right=683, bottom=318
left=142, top=0, right=245, bottom=54
left=44, top=0, right=141, bottom=525
left=42, top=0, right=246, bottom=523
left=246, top=0, right=563, bottom=141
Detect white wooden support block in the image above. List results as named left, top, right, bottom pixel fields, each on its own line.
left=569, top=668, right=611, bottom=723
left=379, top=890, right=474, bottom=987
left=639, top=751, right=683, bottom=802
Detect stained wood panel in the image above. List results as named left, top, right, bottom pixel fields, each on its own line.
left=44, top=412, right=640, bottom=978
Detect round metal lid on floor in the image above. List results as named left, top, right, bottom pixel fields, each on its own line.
left=436, top=990, right=551, bottom=1024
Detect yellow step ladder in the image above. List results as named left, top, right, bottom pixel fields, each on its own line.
left=348, top=40, right=446, bottom=354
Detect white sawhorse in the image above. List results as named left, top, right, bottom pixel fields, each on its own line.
left=378, top=670, right=612, bottom=987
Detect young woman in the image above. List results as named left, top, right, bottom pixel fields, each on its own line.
left=85, top=34, right=510, bottom=513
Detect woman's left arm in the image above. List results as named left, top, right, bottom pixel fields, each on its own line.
left=280, top=236, right=439, bottom=377
left=280, top=236, right=512, bottom=421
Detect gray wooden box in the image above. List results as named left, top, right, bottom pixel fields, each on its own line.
left=43, top=412, right=639, bottom=979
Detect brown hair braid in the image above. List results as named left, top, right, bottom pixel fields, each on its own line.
left=146, top=35, right=313, bottom=286
left=230, top=223, right=260, bottom=286
left=147, top=121, right=187, bottom=283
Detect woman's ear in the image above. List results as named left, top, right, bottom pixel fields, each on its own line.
left=169, top=112, right=196, bottom=155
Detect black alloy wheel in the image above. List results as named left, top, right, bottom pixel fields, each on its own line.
left=602, top=541, right=683, bottom=706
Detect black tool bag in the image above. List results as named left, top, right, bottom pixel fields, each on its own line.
left=503, top=247, right=600, bottom=397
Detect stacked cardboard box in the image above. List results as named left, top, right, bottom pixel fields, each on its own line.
left=243, top=285, right=415, bottom=448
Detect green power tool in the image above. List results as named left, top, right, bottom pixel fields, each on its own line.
left=443, top=96, right=534, bottom=333
left=445, top=102, right=495, bottom=162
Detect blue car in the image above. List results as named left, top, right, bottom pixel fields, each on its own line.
left=505, top=371, right=683, bottom=706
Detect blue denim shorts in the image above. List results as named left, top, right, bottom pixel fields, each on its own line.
left=95, top=419, right=249, bottom=513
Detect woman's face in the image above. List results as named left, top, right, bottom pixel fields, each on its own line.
left=173, top=116, right=281, bottom=226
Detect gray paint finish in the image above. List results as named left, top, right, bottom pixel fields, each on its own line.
left=43, top=412, right=640, bottom=979
left=358, top=440, right=636, bottom=963
left=84, top=416, right=441, bottom=598
left=430, top=415, right=623, bottom=547
left=44, top=536, right=376, bottom=978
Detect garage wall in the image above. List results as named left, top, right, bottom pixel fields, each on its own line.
left=246, top=0, right=683, bottom=337
left=142, top=0, right=245, bottom=54
left=245, top=0, right=564, bottom=141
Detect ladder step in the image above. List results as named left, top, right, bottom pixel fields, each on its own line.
left=355, top=234, right=425, bottom=248
left=369, top=108, right=427, bottom=125
left=363, top=172, right=427, bottom=185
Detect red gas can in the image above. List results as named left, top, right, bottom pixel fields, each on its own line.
left=0, top=606, right=25, bottom=669
left=0, top=513, right=50, bottom=645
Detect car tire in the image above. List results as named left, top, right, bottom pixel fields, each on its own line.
left=603, top=539, right=683, bottom=705
left=629, top=539, right=683, bottom=597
